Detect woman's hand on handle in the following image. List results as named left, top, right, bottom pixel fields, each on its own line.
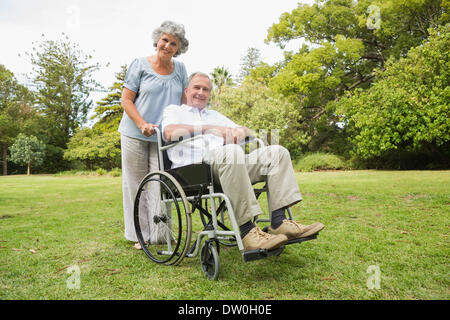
left=139, top=123, right=158, bottom=137
left=121, top=87, right=157, bottom=137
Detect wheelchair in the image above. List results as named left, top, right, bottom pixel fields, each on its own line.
left=133, top=128, right=319, bottom=280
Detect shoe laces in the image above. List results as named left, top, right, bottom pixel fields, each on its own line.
left=255, top=225, right=273, bottom=240
left=284, top=219, right=304, bottom=231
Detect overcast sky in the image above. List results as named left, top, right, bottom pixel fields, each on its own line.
left=0, top=0, right=313, bottom=100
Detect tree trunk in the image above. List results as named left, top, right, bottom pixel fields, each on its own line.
left=27, top=161, right=31, bottom=176
left=2, top=142, right=7, bottom=176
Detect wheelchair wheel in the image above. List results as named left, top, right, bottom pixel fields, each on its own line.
left=200, top=240, right=220, bottom=280
left=134, top=170, right=192, bottom=266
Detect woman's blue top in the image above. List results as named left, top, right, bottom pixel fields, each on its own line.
left=118, top=57, right=188, bottom=142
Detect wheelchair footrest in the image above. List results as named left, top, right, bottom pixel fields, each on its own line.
left=286, top=233, right=318, bottom=245
left=243, top=246, right=285, bottom=263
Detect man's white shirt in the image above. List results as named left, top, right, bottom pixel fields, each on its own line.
left=161, top=104, right=239, bottom=168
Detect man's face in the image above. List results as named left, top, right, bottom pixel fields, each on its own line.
left=185, top=75, right=211, bottom=110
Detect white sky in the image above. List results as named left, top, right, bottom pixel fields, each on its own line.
left=0, top=0, right=313, bottom=102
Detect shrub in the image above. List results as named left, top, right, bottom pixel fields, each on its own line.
left=54, top=169, right=123, bottom=177
left=295, top=153, right=347, bottom=172
left=96, top=168, right=107, bottom=175
left=109, top=168, right=122, bottom=177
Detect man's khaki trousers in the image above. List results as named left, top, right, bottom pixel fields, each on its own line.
left=204, top=144, right=302, bottom=226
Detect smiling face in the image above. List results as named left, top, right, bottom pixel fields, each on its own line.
left=156, top=33, right=180, bottom=58
left=185, top=74, right=212, bottom=110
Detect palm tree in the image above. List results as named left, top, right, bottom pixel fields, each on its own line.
left=210, top=66, right=234, bottom=94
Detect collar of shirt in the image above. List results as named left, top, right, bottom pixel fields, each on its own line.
left=167, top=104, right=225, bottom=168
left=182, top=104, right=210, bottom=116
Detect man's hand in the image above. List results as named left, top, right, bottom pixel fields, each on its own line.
left=224, top=127, right=248, bottom=144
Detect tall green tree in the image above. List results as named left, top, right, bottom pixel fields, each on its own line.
left=264, top=0, right=449, bottom=154
left=335, top=25, right=449, bottom=167
left=210, top=66, right=234, bottom=94
left=63, top=128, right=121, bottom=170
left=26, top=33, right=101, bottom=150
left=246, top=62, right=280, bottom=86
left=0, top=65, right=38, bottom=175
left=268, top=0, right=448, bottom=63
left=214, top=79, right=308, bottom=158
left=91, top=64, right=127, bottom=132
left=237, top=47, right=262, bottom=83
left=8, top=134, right=46, bottom=176
left=210, top=66, right=235, bottom=109
left=65, top=65, right=126, bottom=171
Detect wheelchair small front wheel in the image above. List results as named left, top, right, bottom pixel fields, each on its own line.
left=200, top=240, right=220, bottom=280
left=134, top=170, right=192, bottom=266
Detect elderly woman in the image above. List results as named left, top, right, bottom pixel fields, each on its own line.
left=119, top=21, right=189, bottom=249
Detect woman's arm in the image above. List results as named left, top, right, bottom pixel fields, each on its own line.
left=121, top=87, right=157, bottom=137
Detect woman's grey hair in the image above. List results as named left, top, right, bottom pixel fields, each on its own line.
left=152, top=21, right=189, bottom=57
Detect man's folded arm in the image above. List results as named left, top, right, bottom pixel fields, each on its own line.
left=164, top=124, right=251, bottom=142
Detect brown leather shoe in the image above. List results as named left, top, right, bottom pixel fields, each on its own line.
left=268, top=219, right=325, bottom=240
left=242, top=225, right=288, bottom=251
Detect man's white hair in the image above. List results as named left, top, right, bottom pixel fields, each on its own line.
left=187, top=72, right=213, bottom=90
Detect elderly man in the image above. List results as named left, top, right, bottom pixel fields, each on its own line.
left=162, top=72, right=324, bottom=252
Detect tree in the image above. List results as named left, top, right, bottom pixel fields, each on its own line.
left=25, top=33, right=101, bottom=150
left=0, top=65, right=19, bottom=175
left=0, top=65, right=38, bottom=175
left=267, top=0, right=448, bottom=63
left=91, top=64, right=126, bottom=132
left=64, top=65, right=126, bottom=171
left=214, top=79, right=308, bottom=158
left=63, top=128, right=121, bottom=170
left=237, top=47, right=261, bottom=83
left=210, top=66, right=234, bottom=94
left=247, top=62, right=279, bottom=86
left=335, top=25, right=449, bottom=167
left=264, top=0, right=449, bottom=154
left=8, top=134, right=46, bottom=176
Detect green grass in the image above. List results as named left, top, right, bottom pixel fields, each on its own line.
left=0, top=171, right=449, bottom=300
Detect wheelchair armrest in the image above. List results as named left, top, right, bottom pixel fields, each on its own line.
left=160, top=132, right=205, bottom=151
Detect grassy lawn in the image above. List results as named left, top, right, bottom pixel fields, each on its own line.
left=0, top=171, right=449, bottom=300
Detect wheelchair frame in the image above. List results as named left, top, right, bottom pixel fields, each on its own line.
left=133, top=127, right=317, bottom=280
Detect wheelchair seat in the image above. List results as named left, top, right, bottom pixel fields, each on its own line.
left=161, top=141, right=223, bottom=197
left=166, top=163, right=222, bottom=197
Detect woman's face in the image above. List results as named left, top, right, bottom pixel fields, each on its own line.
left=156, top=33, right=179, bottom=58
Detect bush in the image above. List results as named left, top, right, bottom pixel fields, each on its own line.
left=54, top=170, right=97, bottom=176
left=54, top=168, right=122, bottom=177
left=95, top=168, right=107, bottom=175
left=349, top=145, right=450, bottom=170
left=109, top=168, right=122, bottom=177
left=295, top=153, right=347, bottom=172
